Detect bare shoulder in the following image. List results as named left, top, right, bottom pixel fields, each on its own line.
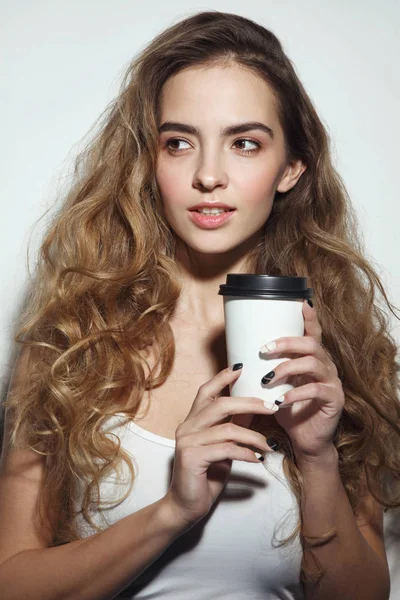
left=0, top=347, right=58, bottom=566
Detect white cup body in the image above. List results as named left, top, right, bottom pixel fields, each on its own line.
left=223, top=297, right=304, bottom=403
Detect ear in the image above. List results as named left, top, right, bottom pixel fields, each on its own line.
left=276, top=159, right=307, bottom=193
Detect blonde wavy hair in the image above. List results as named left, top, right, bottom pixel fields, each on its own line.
left=3, top=9, right=400, bottom=587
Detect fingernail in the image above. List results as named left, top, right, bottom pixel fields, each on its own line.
left=231, top=363, right=243, bottom=371
left=267, top=437, right=280, bottom=451
left=254, top=452, right=265, bottom=462
left=274, top=395, right=285, bottom=407
left=263, top=400, right=279, bottom=412
left=261, top=370, right=275, bottom=384
left=307, top=299, right=313, bottom=308
left=259, top=341, right=277, bottom=353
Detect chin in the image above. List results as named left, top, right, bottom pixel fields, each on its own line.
left=181, top=238, right=248, bottom=256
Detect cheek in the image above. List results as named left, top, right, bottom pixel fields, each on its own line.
left=238, top=167, right=277, bottom=208
left=155, top=161, right=188, bottom=208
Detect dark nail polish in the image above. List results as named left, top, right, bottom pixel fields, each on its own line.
left=257, top=454, right=265, bottom=462
left=232, top=363, right=243, bottom=371
left=261, top=370, right=275, bottom=384
left=267, top=437, right=280, bottom=451
left=307, top=299, right=313, bottom=308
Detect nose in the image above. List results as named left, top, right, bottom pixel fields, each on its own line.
left=192, top=151, right=229, bottom=192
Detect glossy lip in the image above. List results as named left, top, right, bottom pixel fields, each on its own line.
left=188, top=209, right=236, bottom=230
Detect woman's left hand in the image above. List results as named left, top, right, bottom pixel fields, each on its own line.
left=260, top=300, right=345, bottom=459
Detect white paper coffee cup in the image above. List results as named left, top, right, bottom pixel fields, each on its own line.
left=218, top=275, right=313, bottom=405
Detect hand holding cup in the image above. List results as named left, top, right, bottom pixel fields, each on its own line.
left=164, top=365, right=278, bottom=529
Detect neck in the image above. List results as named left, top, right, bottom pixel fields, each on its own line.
left=171, top=234, right=261, bottom=329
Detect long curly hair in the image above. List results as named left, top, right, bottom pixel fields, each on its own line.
left=4, top=9, right=400, bottom=587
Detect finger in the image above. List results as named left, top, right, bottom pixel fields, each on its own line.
left=182, top=422, right=273, bottom=454
left=180, top=440, right=263, bottom=468
left=275, top=380, right=344, bottom=416
left=262, top=355, right=330, bottom=386
left=186, top=365, right=243, bottom=419
left=260, top=336, right=332, bottom=368
left=182, top=396, right=278, bottom=435
left=302, top=299, right=323, bottom=343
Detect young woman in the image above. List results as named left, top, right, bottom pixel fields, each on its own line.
left=0, top=10, right=399, bottom=600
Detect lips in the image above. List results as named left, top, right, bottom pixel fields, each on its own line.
left=188, top=208, right=237, bottom=229
left=189, top=202, right=235, bottom=211
left=191, top=208, right=234, bottom=213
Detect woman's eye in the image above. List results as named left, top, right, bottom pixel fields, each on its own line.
left=233, top=139, right=261, bottom=155
left=164, top=137, right=261, bottom=155
left=165, top=138, right=191, bottom=153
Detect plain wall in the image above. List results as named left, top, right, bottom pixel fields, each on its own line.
left=1, top=0, right=399, bottom=596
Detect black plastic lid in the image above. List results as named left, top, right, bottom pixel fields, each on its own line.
left=218, top=274, right=313, bottom=300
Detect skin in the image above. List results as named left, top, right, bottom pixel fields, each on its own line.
left=155, top=63, right=307, bottom=330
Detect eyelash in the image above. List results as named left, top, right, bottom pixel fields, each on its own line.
left=164, top=137, right=261, bottom=156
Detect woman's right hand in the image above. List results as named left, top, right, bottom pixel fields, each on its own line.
left=164, top=365, right=279, bottom=529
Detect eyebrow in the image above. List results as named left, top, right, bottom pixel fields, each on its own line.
left=157, top=120, right=275, bottom=140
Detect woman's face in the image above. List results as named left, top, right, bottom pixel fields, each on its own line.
left=156, top=63, right=305, bottom=256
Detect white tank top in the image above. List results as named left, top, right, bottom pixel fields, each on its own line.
left=74, top=414, right=304, bottom=599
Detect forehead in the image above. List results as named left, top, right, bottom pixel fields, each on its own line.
left=158, top=64, right=279, bottom=125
